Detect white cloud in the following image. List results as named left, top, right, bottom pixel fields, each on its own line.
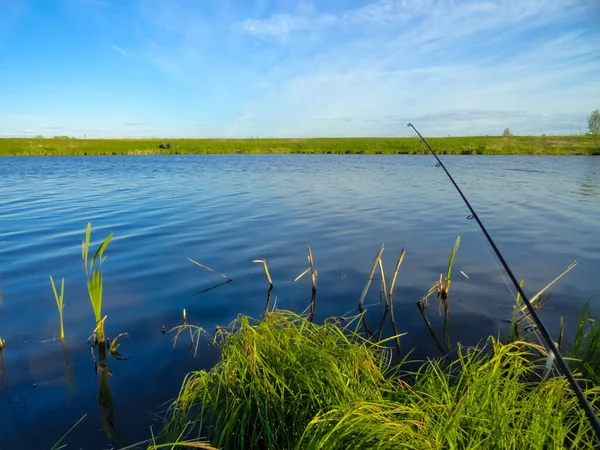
left=111, top=44, right=127, bottom=56
left=223, top=0, right=598, bottom=136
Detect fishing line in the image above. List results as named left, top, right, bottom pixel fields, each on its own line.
left=473, top=224, right=517, bottom=300
left=407, top=123, right=600, bottom=441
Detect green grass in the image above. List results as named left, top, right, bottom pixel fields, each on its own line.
left=156, top=310, right=600, bottom=449
left=570, top=300, right=600, bottom=386
left=0, top=135, right=598, bottom=156
left=49, top=276, right=65, bottom=340
left=81, top=222, right=113, bottom=344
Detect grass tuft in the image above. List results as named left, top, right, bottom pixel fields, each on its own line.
left=157, top=310, right=600, bottom=449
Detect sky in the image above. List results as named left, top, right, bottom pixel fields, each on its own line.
left=0, top=0, right=599, bottom=138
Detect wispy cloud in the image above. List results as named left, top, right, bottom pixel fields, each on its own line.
left=223, top=0, right=598, bottom=136
left=111, top=44, right=127, bottom=57
left=2, top=0, right=598, bottom=137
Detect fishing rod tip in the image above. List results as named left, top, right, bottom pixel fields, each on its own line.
left=406, top=122, right=412, bottom=127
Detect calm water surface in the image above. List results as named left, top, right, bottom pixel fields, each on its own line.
left=0, top=155, right=599, bottom=449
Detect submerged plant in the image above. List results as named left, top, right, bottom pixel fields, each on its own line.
left=50, top=276, right=65, bottom=340
left=82, top=222, right=113, bottom=344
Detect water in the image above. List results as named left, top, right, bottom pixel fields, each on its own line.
left=0, top=155, right=598, bottom=449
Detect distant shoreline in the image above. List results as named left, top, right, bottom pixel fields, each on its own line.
left=0, top=136, right=598, bottom=156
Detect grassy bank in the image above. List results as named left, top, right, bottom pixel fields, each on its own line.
left=151, top=310, right=600, bottom=450
left=1, top=135, right=598, bottom=156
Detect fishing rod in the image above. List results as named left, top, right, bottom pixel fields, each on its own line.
left=407, top=123, right=600, bottom=442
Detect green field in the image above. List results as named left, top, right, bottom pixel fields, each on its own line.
left=0, top=135, right=598, bottom=156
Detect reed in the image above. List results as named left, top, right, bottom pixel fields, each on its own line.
left=388, top=249, right=405, bottom=352
left=50, top=276, right=65, bottom=340
left=82, top=222, right=113, bottom=344
left=438, top=235, right=460, bottom=301
left=509, top=262, right=578, bottom=342
left=417, top=236, right=460, bottom=312
left=188, top=258, right=232, bottom=281
left=253, top=259, right=273, bottom=286
left=358, top=244, right=385, bottom=308
left=294, top=247, right=317, bottom=290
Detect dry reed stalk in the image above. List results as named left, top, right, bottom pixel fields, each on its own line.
left=388, top=249, right=405, bottom=353
left=418, top=281, right=441, bottom=308
left=294, top=247, right=318, bottom=290
left=253, top=259, right=273, bottom=286
left=378, top=258, right=389, bottom=308
left=517, top=261, right=576, bottom=318
left=389, top=249, right=406, bottom=298
left=308, top=247, right=317, bottom=290
left=358, top=244, right=385, bottom=307
left=188, top=258, right=232, bottom=281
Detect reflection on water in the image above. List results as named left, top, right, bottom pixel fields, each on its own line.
left=94, top=343, right=127, bottom=447
left=577, top=167, right=599, bottom=199
left=61, top=342, right=76, bottom=404
left=0, top=349, right=10, bottom=404
left=0, top=154, right=599, bottom=449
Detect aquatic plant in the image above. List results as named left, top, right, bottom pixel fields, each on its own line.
left=50, top=276, right=65, bottom=340
left=156, top=310, right=599, bottom=449
left=418, top=235, right=460, bottom=311
left=570, top=299, right=600, bottom=386
left=438, top=235, right=460, bottom=301
left=82, top=222, right=113, bottom=344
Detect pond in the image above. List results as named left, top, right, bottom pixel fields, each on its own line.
left=0, top=154, right=599, bottom=449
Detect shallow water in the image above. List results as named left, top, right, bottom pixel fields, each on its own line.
left=0, top=154, right=599, bottom=449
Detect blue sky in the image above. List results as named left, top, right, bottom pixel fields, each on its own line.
left=0, top=0, right=599, bottom=138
